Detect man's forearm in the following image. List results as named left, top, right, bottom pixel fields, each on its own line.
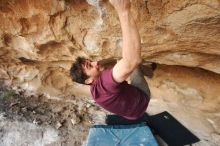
left=118, top=10, right=141, bottom=64
left=110, top=0, right=142, bottom=83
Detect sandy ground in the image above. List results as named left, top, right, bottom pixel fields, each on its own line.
left=0, top=89, right=95, bottom=146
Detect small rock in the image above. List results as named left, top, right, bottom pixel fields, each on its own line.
left=86, top=103, right=92, bottom=108
left=21, top=107, right=27, bottom=112
left=55, top=122, right=62, bottom=129
left=70, top=114, right=81, bottom=125
left=88, top=120, right=95, bottom=124
left=0, top=112, right=7, bottom=120
left=33, top=119, right=41, bottom=125
left=9, top=102, right=18, bottom=107
left=71, top=119, right=78, bottom=125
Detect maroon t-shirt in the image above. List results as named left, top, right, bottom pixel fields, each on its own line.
left=90, top=68, right=150, bottom=120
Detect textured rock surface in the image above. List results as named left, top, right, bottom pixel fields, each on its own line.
left=0, top=0, right=220, bottom=97
left=0, top=0, right=220, bottom=145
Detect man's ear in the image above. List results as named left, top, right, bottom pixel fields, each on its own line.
left=85, top=78, right=93, bottom=85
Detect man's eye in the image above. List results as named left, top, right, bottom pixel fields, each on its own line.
left=86, top=63, right=92, bottom=68
left=86, top=62, right=90, bottom=68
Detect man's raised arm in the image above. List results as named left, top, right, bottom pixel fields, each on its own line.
left=110, top=0, right=142, bottom=83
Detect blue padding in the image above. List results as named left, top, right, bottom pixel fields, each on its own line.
left=86, top=124, right=158, bottom=146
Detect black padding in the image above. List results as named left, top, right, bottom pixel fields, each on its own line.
left=105, top=113, right=150, bottom=125
left=148, top=111, right=200, bottom=146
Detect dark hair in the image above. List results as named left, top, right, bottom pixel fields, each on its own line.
left=70, top=57, right=88, bottom=84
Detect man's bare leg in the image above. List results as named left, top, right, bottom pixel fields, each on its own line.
left=130, top=65, right=151, bottom=98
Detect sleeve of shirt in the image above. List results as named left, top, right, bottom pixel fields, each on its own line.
left=100, top=68, right=120, bottom=94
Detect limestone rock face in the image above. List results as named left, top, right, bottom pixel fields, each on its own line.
left=0, top=0, right=220, bottom=145
left=0, top=0, right=220, bottom=96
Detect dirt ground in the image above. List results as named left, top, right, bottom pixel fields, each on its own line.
left=0, top=87, right=103, bottom=146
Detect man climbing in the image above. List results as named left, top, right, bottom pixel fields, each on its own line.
left=70, top=0, right=154, bottom=120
